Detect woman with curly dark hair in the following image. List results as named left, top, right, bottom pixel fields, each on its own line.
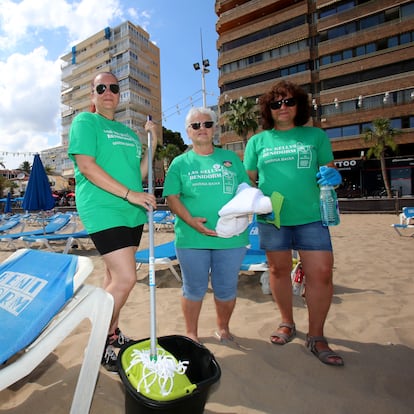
left=244, top=80, right=344, bottom=366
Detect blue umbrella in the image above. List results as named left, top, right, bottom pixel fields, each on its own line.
left=22, top=154, right=55, bottom=228
left=4, top=192, right=12, bottom=214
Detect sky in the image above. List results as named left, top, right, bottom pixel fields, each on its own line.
left=0, top=0, right=219, bottom=169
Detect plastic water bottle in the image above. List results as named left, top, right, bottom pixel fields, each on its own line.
left=319, top=185, right=340, bottom=226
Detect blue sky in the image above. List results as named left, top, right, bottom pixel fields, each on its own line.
left=0, top=0, right=219, bottom=169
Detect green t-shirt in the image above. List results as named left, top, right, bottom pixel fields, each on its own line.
left=68, top=112, right=147, bottom=233
left=243, top=126, right=333, bottom=225
left=163, top=148, right=250, bottom=249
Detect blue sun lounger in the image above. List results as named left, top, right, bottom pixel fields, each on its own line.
left=135, top=240, right=181, bottom=282
left=0, top=249, right=114, bottom=413
left=0, top=217, right=25, bottom=234
left=21, top=229, right=90, bottom=253
left=0, top=213, right=73, bottom=249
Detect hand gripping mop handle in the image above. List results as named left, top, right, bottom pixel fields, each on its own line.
left=146, top=115, right=157, bottom=360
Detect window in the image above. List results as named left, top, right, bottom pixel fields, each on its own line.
left=400, top=32, right=411, bottom=44
left=343, top=49, right=353, bottom=59
left=356, top=46, right=365, bottom=56
left=388, top=36, right=398, bottom=48
left=391, top=119, right=402, bottom=129
left=343, top=125, right=359, bottom=137
left=325, top=128, right=342, bottom=139
left=360, top=14, right=383, bottom=30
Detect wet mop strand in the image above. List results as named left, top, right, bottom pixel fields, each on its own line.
left=123, top=340, right=196, bottom=401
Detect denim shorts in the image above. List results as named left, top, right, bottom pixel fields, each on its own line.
left=176, top=247, right=247, bottom=302
left=258, top=221, right=332, bottom=251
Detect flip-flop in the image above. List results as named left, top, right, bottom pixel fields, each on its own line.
left=306, top=335, right=344, bottom=366
left=270, top=322, right=296, bottom=345
left=214, top=331, right=235, bottom=344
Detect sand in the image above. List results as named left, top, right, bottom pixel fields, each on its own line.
left=1, top=213, right=414, bottom=413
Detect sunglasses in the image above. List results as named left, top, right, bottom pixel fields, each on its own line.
left=270, top=98, right=296, bottom=110
left=95, top=84, right=120, bottom=95
left=188, top=121, right=214, bottom=130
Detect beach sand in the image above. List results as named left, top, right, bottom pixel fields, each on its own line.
left=1, top=213, right=414, bottom=413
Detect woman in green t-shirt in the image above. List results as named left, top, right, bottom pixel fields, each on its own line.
left=244, top=80, right=344, bottom=366
left=68, top=72, right=158, bottom=372
left=163, top=107, right=250, bottom=344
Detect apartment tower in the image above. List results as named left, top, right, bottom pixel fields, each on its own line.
left=60, top=21, right=161, bottom=177
left=216, top=0, right=414, bottom=196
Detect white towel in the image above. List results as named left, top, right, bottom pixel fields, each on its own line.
left=216, top=183, right=272, bottom=238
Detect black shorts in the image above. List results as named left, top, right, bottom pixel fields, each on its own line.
left=90, top=225, right=144, bottom=255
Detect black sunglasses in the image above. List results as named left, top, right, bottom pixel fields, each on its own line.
left=270, top=98, right=296, bottom=110
left=188, top=121, right=214, bottom=130
left=95, top=84, right=120, bottom=95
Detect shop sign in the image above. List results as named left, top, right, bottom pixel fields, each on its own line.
left=334, top=159, right=361, bottom=170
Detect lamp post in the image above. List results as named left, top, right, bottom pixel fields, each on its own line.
left=193, top=30, right=210, bottom=108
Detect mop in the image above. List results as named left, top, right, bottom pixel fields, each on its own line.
left=120, top=116, right=196, bottom=401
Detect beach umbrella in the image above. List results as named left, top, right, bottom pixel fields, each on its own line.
left=22, top=154, right=55, bottom=230
left=4, top=192, right=12, bottom=214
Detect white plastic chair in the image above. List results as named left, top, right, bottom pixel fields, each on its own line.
left=0, top=249, right=114, bottom=413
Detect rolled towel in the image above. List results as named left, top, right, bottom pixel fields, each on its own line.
left=216, top=184, right=273, bottom=238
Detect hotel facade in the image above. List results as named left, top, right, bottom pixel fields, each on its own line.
left=216, top=0, right=414, bottom=196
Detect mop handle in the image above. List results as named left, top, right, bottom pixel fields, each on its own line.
left=146, top=115, right=157, bottom=359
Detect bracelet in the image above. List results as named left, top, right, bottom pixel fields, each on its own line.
left=123, top=189, right=130, bottom=201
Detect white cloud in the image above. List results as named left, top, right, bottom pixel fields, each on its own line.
left=0, top=0, right=153, bottom=168
left=0, top=47, right=61, bottom=168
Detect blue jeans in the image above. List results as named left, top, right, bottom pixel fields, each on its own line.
left=176, top=247, right=247, bottom=301
left=258, top=221, right=333, bottom=251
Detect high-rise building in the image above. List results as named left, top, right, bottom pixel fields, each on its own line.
left=216, top=0, right=414, bottom=196
left=60, top=21, right=161, bottom=177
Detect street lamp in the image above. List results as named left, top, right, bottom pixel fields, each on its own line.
left=193, top=30, right=210, bottom=108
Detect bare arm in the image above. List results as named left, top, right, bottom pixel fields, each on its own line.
left=166, top=194, right=217, bottom=236
left=74, top=154, right=156, bottom=210
left=246, top=170, right=258, bottom=187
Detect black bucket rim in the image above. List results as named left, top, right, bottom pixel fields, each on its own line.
left=117, top=334, right=221, bottom=408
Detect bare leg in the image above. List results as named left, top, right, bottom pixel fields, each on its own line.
left=300, top=250, right=342, bottom=364
left=101, top=246, right=137, bottom=334
left=266, top=250, right=295, bottom=343
left=214, top=297, right=236, bottom=340
left=181, top=297, right=203, bottom=343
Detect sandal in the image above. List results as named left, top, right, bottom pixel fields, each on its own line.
left=306, top=335, right=344, bottom=366
left=270, top=323, right=296, bottom=345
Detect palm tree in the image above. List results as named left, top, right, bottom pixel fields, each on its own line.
left=226, top=97, right=258, bottom=148
left=158, top=144, right=183, bottom=174
left=19, top=161, right=31, bottom=174
left=362, top=118, right=401, bottom=198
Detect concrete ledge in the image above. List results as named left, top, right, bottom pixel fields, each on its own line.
left=339, top=197, right=414, bottom=214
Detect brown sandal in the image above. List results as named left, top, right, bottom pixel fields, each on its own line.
left=306, top=335, right=344, bottom=366
left=270, top=323, right=296, bottom=345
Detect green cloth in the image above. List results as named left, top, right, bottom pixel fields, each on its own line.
left=162, top=148, right=250, bottom=249
left=68, top=112, right=147, bottom=233
left=244, top=127, right=334, bottom=226
left=256, top=191, right=284, bottom=228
